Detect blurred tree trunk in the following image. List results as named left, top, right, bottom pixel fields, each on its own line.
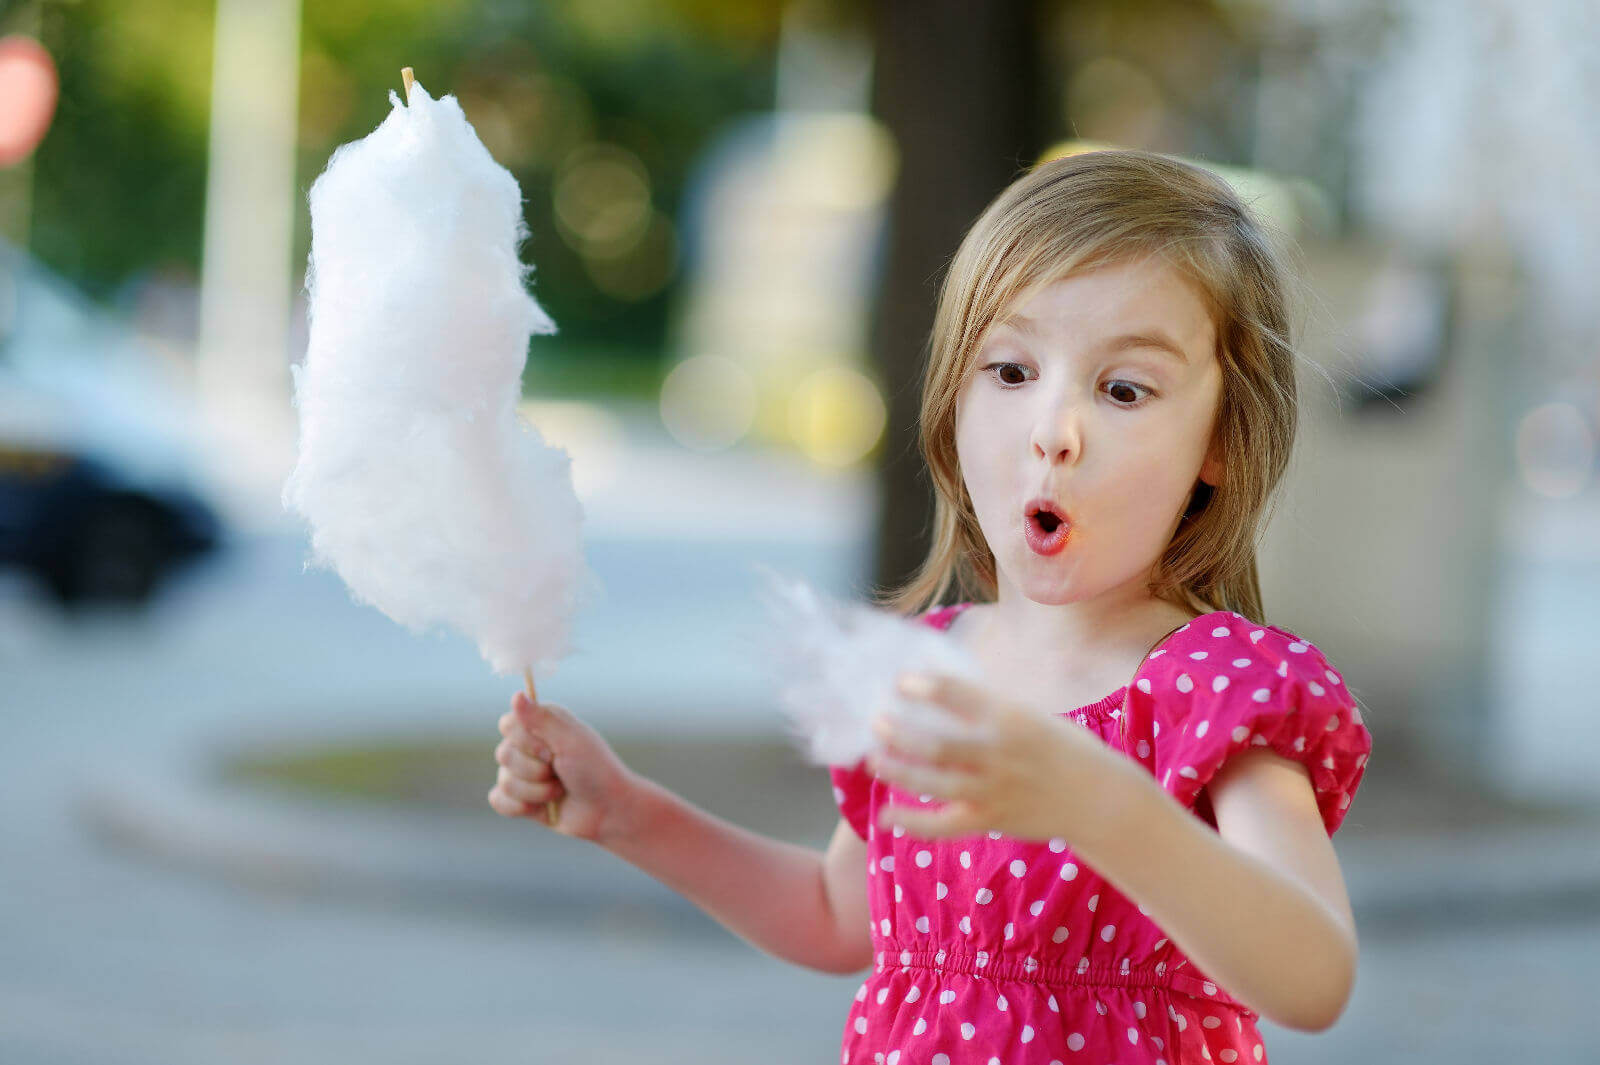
left=867, top=0, right=1048, bottom=601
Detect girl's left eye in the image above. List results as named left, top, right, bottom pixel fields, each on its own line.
left=980, top=363, right=1153, bottom=407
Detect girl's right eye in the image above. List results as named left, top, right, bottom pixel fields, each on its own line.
left=982, top=362, right=1031, bottom=387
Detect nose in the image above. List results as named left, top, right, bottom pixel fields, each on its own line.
left=1030, top=389, right=1083, bottom=465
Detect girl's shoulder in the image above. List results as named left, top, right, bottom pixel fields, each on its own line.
left=1130, top=610, right=1372, bottom=836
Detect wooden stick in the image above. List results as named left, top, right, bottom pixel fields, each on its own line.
left=524, top=665, right=561, bottom=827
left=400, top=66, right=414, bottom=102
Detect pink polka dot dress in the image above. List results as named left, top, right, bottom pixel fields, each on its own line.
left=829, top=602, right=1373, bottom=1065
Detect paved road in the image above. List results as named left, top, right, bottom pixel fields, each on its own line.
left=2, top=421, right=1592, bottom=1062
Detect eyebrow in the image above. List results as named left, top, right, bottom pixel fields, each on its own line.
left=1000, top=315, right=1191, bottom=365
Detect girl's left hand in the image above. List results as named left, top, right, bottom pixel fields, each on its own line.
left=868, top=671, right=1128, bottom=845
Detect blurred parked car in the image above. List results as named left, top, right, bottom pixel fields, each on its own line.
left=0, top=239, right=222, bottom=605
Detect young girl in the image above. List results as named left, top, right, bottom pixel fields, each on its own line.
left=488, top=148, right=1373, bottom=1064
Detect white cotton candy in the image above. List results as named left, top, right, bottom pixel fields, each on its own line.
left=283, top=79, right=599, bottom=676
left=748, top=565, right=990, bottom=768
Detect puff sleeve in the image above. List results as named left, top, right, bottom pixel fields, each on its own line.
left=829, top=759, right=874, bottom=842
left=1142, top=618, right=1373, bottom=837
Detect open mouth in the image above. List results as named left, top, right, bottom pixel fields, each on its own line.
left=1023, top=497, right=1072, bottom=554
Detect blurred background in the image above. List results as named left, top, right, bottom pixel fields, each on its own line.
left=3, top=0, right=1597, bottom=1061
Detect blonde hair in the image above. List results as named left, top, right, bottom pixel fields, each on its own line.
left=871, top=149, right=1304, bottom=627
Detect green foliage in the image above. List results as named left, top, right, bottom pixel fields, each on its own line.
left=30, top=0, right=781, bottom=389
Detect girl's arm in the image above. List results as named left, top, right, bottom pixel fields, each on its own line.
left=600, top=775, right=873, bottom=975
left=1071, top=746, right=1358, bottom=1032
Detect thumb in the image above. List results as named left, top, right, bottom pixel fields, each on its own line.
left=514, top=690, right=566, bottom=735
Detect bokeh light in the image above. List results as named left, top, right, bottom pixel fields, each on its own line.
left=658, top=352, right=758, bottom=453
left=786, top=363, right=885, bottom=468
left=1514, top=400, right=1596, bottom=499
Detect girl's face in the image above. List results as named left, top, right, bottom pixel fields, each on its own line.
left=954, top=255, right=1224, bottom=612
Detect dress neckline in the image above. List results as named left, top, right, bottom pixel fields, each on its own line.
left=931, top=601, right=1227, bottom=724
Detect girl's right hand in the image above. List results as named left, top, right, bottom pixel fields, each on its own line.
left=488, top=691, right=641, bottom=844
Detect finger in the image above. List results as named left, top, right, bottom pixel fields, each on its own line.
left=495, top=741, right=552, bottom=779
left=497, top=766, right=563, bottom=805
left=873, top=712, right=990, bottom=769
left=896, top=671, right=984, bottom=722
left=488, top=785, right=529, bottom=818
left=498, top=720, right=551, bottom=761
left=878, top=798, right=982, bottom=840
left=870, top=749, right=975, bottom=801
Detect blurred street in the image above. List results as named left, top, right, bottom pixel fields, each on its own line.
left=3, top=408, right=1596, bottom=1063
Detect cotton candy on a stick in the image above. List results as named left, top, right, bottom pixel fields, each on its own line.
left=284, top=70, right=598, bottom=825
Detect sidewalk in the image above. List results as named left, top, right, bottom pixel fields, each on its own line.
left=75, top=713, right=1600, bottom=934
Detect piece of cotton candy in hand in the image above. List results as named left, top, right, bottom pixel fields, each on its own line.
left=283, top=79, right=600, bottom=677
left=747, top=564, right=989, bottom=769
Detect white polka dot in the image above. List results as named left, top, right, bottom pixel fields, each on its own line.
left=1220, top=1051, right=1238, bottom=1063
left=915, top=850, right=932, bottom=867
left=997, top=993, right=1008, bottom=1011
left=1136, top=678, right=1153, bottom=694
left=1154, top=720, right=1160, bottom=737
left=1095, top=999, right=1108, bottom=1015
left=913, top=1018, right=927, bottom=1035
left=895, top=884, right=903, bottom=902
left=932, top=1055, right=949, bottom=1065
left=833, top=786, right=846, bottom=803
left=936, top=881, right=948, bottom=900
left=1052, top=925, right=1069, bottom=942
left=1137, top=739, right=1151, bottom=758
left=855, top=983, right=867, bottom=1001
left=1077, top=957, right=1090, bottom=974
left=1195, top=720, right=1210, bottom=738
left=1004, top=922, right=1015, bottom=939
left=975, top=950, right=989, bottom=967
left=901, top=987, right=920, bottom=1004
left=1024, top=956, right=1038, bottom=973
left=1231, top=725, right=1250, bottom=743
left=1190, top=650, right=1209, bottom=660
left=976, top=888, right=994, bottom=904
left=961, top=1023, right=975, bottom=1040
left=1288, top=641, right=1307, bottom=653
left=1066, top=1033, right=1085, bottom=1051
left=1134, top=1000, right=1147, bottom=1019
left=880, top=918, right=890, bottom=935
left=1308, top=681, right=1325, bottom=696
left=1254, top=1044, right=1264, bottom=1060
left=879, top=855, right=894, bottom=871
left=1010, top=859, right=1027, bottom=877
left=919, top=793, right=933, bottom=803
left=1177, top=673, right=1194, bottom=693
left=1030, top=899, right=1045, bottom=916
left=1101, top=924, right=1116, bottom=941
left=960, top=851, right=971, bottom=869
left=1175, top=1013, right=1187, bottom=1031
left=1231, top=658, right=1251, bottom=668
left=893, top=824, right=905, bottom=838
left=915, top=915, right=929, bottom=933
left=1128, top=1027, right=1139, bottom=1044
left=1154, top=937, right=1167, bottom=950
left=877, top=987, right=889, bottom=1004
left=1048, top=837, right=1067, bottom=852
left=1326, top=714, right=1341, bottom=731
left=1203, top=1015, right=1222, bottom=1029
left=1212, top=675, right=1230, bottom=693
left=1048, top=993, right=1060, bottom=1012
left=1212, top=625, right=1230, bottom=637
left=1021, top=1025, right=1035, bottom=1043
left=939, top=990, right=957, bottom=1005
left=1252, top=688, right=1271, bottom=703
left=1060, top=862, right=1079, bottom=881
left=959, top=916, right=971, bottom=934
left=1326, top=668, right=1342, bottom=685
left=1087, top=893, right=1099, bottom=911
left=1179, top=765, right=1199, bottom=779
left=935, top=950, right=946, bottom=965
left=900, top=950, right=911, bottom=965
left=854, top=1017, right=867, bottom=1034
left=888, top=1052, right=900, bottom=1065
left=988, top=830, right=1003, bottom=840
left=1293, top=736, right=1307, bottom=752
left=868, top=860, right=875, bottom=874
